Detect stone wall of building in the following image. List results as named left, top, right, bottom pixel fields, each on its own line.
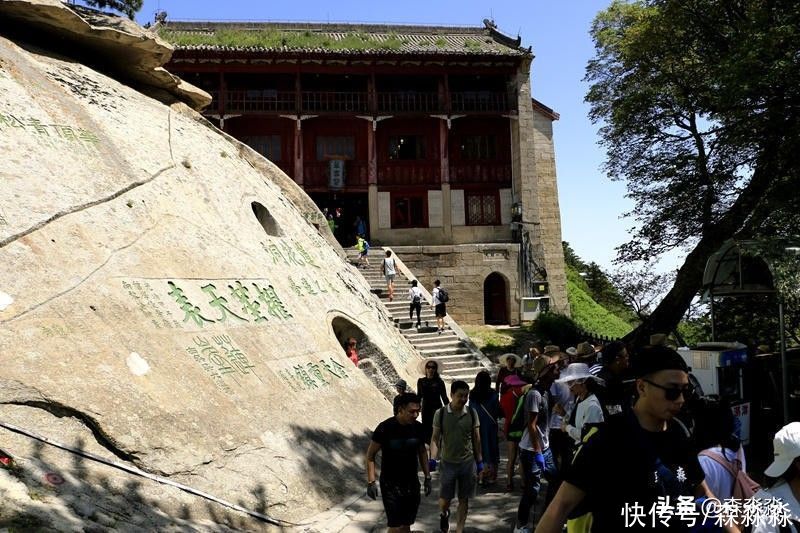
left=531, top=109, right=569, bottom=314
left=511, top=58, right=569, bottom=316
left=393, top=244, right=521, bottom=325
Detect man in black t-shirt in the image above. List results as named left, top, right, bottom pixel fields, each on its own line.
left=593, top=340, right=633, bottom=417
left=366, top=392, right=431, bottom=532
left=535, top=345, right=736, bottom=533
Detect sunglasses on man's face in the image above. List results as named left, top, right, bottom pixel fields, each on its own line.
left=643, top=379, right=694, bottom=401
left=426, top=365, right=437, bottom=370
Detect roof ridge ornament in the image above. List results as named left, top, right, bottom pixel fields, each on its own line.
left=483, top=19, right=522, bottom=49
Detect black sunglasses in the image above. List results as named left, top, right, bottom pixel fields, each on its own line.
left=426, top=365, right=437, bottom=370
left=642, top=379, right=694, bottom=401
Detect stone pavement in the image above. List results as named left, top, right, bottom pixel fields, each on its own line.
left=303, top=431, right=550, bottom=533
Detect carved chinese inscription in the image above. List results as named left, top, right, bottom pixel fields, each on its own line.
left=185, top=334, right=261, bottom=394
left=276, top=357, right=350, bottom=391
left=165, top=279, right=292, bottom=328
left=0, top=113, right=101, bottom=152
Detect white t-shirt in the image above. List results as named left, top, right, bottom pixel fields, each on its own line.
left=751, top=480, right=800, bottom=533
left=519, top=388, right=549, bottom=452
left=382, top=257, right=396, bottom=276
left=564, top=393, right=604, bottom=444
left=432, top=287, right=443, bottom=305
left=408, top=286, right=423, bottom=302
left=697, top=446, right=747, bottom=500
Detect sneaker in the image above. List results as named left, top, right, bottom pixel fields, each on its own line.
left=438, top=329, right=442, bottom=335
left=512, top=526, right=531, bottom=533
left=416, top=322, right=421, bottom=328
left=439, top=510, right=450, bottom=532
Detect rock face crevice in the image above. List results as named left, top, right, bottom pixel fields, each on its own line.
left=2, top=399, right=139, bottom=464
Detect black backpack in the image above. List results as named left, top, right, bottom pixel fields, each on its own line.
left=438, top=287, right=449, bottom=303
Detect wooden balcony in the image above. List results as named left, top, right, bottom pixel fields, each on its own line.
left=303, top=160, right=369, bottom=189
left=451, top=91, right=512, bottom=113
left=378, top=92, right=441, bottom=113
left=224, top=89, right=296, bottom=113
left=205, top=90, right=515, bottom=115
left=301, top=91, right=368, bottom=113
left=450, top=162, right=512, bottom=185
left=378, top=161, right=441, bottom=186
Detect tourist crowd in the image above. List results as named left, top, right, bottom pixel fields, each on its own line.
left=365, top=339, right=800, bottom=533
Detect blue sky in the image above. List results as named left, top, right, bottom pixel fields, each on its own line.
left=133, top=0, right=634, bottom=270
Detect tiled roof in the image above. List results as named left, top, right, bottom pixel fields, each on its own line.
left=158, top=20, right=530, bottom=57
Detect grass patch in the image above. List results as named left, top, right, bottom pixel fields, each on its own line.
left=462, top=324, right=540, bottom=360
left=435, top=37, right=448, bottom=48
left=567, top=274, right=632, bottom=339
left=159, top=28, right=407, bottom=50
left=463, top=39, right=482, bottom=51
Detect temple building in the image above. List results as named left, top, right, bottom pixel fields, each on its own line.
left=160, top=19, right=568, bottom=325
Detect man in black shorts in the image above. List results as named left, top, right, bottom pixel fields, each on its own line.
left=366, top=392, right=432, bottom=532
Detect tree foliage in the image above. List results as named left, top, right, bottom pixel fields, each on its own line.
left=77, top=0, right=143, bottom=20
left=586, top=0, right=800, bottom=343
left=609, top=263, right=673, bottom=320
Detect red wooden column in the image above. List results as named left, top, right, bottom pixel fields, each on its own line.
left=294, top=120, right=304, bottom=186
left=439, top=119, right=449, bottom=184
left=367, top=120, right=377, bottom=185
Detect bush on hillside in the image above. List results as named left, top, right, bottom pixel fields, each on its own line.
left=567, top=276, right=632, bottom=339
left=531, top=312, right=583, bottom=348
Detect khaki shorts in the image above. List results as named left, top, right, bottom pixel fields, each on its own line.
left=439, top=460, right=475, bottom=500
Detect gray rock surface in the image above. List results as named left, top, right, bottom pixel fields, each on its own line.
left=0, top=4, right=422, bottom=529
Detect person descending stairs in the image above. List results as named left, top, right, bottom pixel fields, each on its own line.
left=346, top=247, right=492, bottom=382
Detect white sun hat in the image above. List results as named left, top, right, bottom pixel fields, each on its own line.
left=764, top=422, right=800, bottom=477
left=556, top=363, right=604, bottom=385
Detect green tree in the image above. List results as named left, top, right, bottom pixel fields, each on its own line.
left=586, top=0, right=800, bottom=344
left=75, top=0, right=143, bottom=19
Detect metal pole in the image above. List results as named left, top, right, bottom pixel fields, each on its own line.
left=710, top=294, right=716, bottom=342
left=779, top=301, right=789, bottom=424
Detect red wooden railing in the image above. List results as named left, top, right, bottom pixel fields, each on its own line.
left=204, top=89, right=515, bottom=115
left=378, top=162, right=441, bottom=186
left=301, top=91, right=368, bottom=113
left=224, top=89, right=296, bottom=113
left=451, top=91, right=511, bottom=113
left=449, top=162, right=512, bottom=185
left=377, top=92, right=441, bottom=113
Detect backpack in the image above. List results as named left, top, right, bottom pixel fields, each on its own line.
left=698, top=449, right=760, bottom=500
left=438, top=287, right=449, bottom=303
left=507, top=390, right=529, bottom=440
left=411, top=289, right=421, bottom=304
left=363, top=240, right=370, bottom=252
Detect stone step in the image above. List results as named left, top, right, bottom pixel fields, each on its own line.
left=437, top=361, right=485, bottom=373
left=419, top=346, right=471, bottom=357
left=445, top=369, right=488, bottom=381
left=402, top=331, right=456, bottom=341
left=409, top=337, right=465, bottom=349
left=423, top=352, right=482, bottom=364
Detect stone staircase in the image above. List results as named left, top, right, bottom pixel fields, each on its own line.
left=346, top=247, right=492, bottom=382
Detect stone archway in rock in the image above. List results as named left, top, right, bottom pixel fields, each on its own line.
left=331, top=314, right=400, bottom=403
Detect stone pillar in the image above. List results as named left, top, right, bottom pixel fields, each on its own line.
left=511, top=57, right=569, bottom=315
left=368, top=184, right=379, bottom=240
left=439, top=119, right=452, bottom=240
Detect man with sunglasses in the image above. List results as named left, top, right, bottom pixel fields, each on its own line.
left=366, top=392, right=432, bottom=533
left=535, top=345, right=735, bottom=532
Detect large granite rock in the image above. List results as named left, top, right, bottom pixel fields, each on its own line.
left=0, top=5, right=421, bottom=530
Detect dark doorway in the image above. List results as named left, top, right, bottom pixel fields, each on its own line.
left=484, top=273, right=508, bottom=325
left=309, top=192, right=368, bottom=247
